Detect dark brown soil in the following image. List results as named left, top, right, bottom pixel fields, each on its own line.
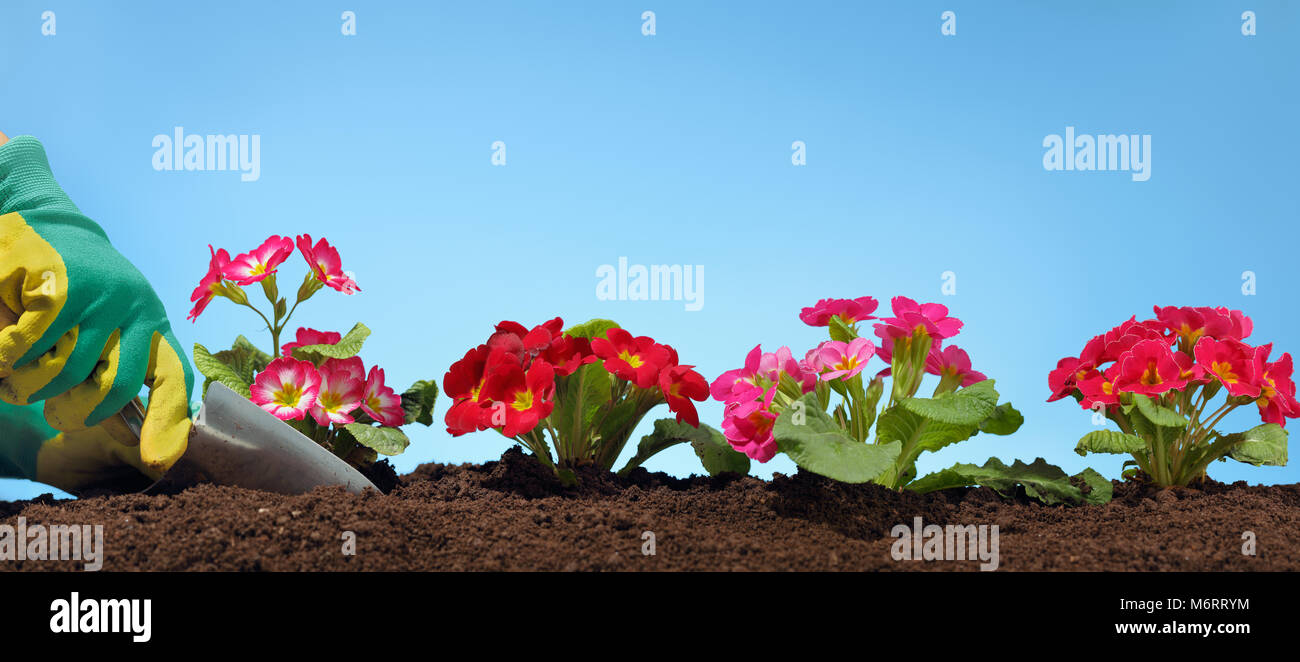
left=3, top=448, right=1298, bottom=571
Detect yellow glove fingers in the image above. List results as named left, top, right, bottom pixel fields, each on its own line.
left=0, top=326, right=77, bottom=405
left=35, top=427, right=157, bottom=494
left=43, top=329, right=121, bottom=432
left=138, top=332, right=191, bottom=473
left=0, top=213, right=69, bottom=377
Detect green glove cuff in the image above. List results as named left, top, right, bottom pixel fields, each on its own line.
left=0, top=136, right=81, bottom=216
left=0, top=399, right=57, bottom=479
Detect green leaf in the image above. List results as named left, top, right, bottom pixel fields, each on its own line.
left=563, top=318, right=620, bottom=340
left=875, top=406, right=976, bottom=456
left=1075, top=429, right=1147, bottom=456
left=774, top=393, right=901, bottom=483
left=594, top=395, right=642, bottom=450
left=828, top=315, right=858, bottom=342
left=622, top=419, right=750, bottom=477
left=908, top=457, right=1085, bottom=505
left=193, top=343, right=251, bottom=398
left=341, top=423, right=410, bottom=456
left=1131, top=394, right=1187, bottom=429
left=900, top=379, right=999, bottom=426
left=233, top=334, right=273, bottom=361
left=1225, top=423, right=1288, bottom=467
left=292, top=323, right=370, bottom=362
left=979, top=402, right=1024, bottom=436
left=1075, top=467, right=1114, bottom=505
left=212, top=335, right=272, bottom=385
left=401, top=380, right=440, bottom=426
left=550, top=362, right=612, bottom=439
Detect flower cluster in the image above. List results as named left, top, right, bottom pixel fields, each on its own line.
left=711, top=346, right=817, bottom=461
left=249, top=327, right=403, bottom=427
left=1051, top=306, right=1295, bottom=487
left=1049, top=307, right=1297, bottom=427
left=188, top=234, right=358, bottom=322
left=446, top=320, right=707, bottom=438
left=714, top=296, right=988, bottom=464
left=443, top=319, right=710, bottom=481
left=189, top=235, right=438, bottom=469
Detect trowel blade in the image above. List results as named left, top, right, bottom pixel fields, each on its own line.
left=145, top=382, right=378, bottom=495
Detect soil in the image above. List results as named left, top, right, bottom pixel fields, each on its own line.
left=2, top=447, right=1298, bottom=571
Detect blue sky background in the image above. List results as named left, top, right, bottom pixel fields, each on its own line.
left=2, top=1, right=1297, bottom=500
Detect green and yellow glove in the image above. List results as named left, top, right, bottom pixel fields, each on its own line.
left=0, top=399, right=156, bottom=493
left=0, top=133, right=194, bottom=493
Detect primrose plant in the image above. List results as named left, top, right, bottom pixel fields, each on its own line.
left=187, top=235, right=438, bottom=470
left=444, top=318, right=748, bottom=484
left=713, top=296, right=1110, bottom=505
left=1050, top=306, right=1293, bottom=487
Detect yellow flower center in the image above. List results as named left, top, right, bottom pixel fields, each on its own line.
left=834, top=356, right=860, bottom=372
left=512, top=390, right=534, bottom=411
left=274, top=384, right=303, bottom=407
left=1140, top=360, right=1162, bottom=386
left=318, top=390, right=346, bottom=412
left=1178, top=323, right=1204, bottom=343
left=1212, top=361, right=1239, bottom=384
left=619, top=350, right=644, bottom=368
left=1259, top=376, right=1277, bottom=405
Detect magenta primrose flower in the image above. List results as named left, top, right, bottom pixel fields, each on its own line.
left=326, top=356, right=366, bottom=383
left=224, top=235, right=294, bottom=286
left=925, top=344, right=986, bottom=387
left=1154, top=305, right=1252, bottom=345
left=281, top=327, right=344, bottom=357
left=188, top=245, right=231, bottom=322
left=799, top=296, right=879, bottom=327
left=811, top=338, right=876, bottom=381
left=720, top=389, right=779, bottom=463
left=873, top=296, right=964, bottom=341
left=250, top=357, right=323, bottom=421
left=711, top=345, right=797, bottom=403
left=361, top=365, right=405, bottom=427
left=297, top=234, right=360, bottom=295
left=710, top=345, right=817, bottom=462
left=309, top=360, right=366, bottom=426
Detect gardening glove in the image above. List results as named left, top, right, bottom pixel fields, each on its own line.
left=0, top=133, right=194, bottom=491
left=0, top=399, right=155, bottom=493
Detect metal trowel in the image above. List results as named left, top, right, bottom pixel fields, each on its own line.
left=115, top=382, right=377, bottom=496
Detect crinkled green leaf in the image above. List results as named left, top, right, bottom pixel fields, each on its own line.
left=212, top=335, right=272, bottom=385
left=292, top=323, right=370, bottom=362
left=341, top=423, right=409, bottom=456
left=979, top=402, right=1024, bottom=436
left=900, top=379, right=999, bottom=426
left=1225, top=423, right=1288, bottom=467
left=622, top=418, right=750, bottom=477
left=563, top=318, right=621, bottom=340
left=401, top=380, right=440, bottom=426
left=876, top=406, right=976, bottom=456
left=774, top=393, right=901, bottom=483
left=551, top=362, right=612, bottom=438
left=1131, top=394, right=1187, bottom=429
left=193, top=343, right=251, bottom=399
left=1075, top=467, right=1114, bottom=505
left=1075, top=429, right=1147, bottom=456
left=908, top=457, right=1085, bottom=505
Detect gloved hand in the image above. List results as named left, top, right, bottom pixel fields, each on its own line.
left=0, top=132, right=194, bottom=493
left=0, top=399, right=156, bottom=493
